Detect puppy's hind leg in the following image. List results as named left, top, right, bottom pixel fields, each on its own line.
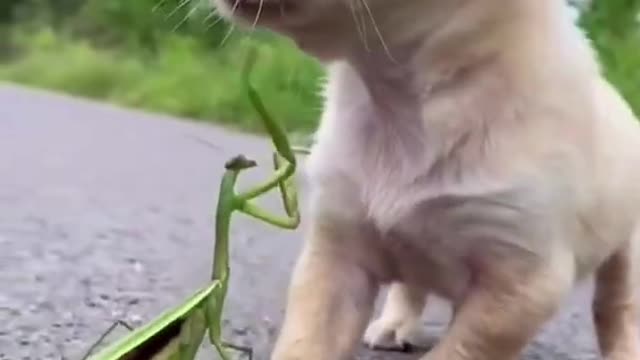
left=593, top=240, right=640, bottom=360
left=364, top=282, right=429, bottom=352
left=271, top=220, right=378, bottom=360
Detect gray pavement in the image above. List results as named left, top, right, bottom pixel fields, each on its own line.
left=0, top=84, right=606, bottom=359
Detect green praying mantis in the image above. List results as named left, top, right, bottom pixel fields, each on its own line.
left=80, top=48, right=306, bottom=360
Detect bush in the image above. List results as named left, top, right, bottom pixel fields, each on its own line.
left=1, top=27, right=324, bottom=133
left=581, top=0, right=640, bottom=116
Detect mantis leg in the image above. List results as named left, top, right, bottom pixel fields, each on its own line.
left=81, top=321, right=135, bottom=360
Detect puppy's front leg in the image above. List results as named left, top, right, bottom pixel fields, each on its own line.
left=271, top=221, right=378, bottom=360
left=422, top=256, right=573, bottom=360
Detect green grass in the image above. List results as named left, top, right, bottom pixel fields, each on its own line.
left=0, top=27, right=325, bottom=133
left=580, top=4, right=640, bottom=118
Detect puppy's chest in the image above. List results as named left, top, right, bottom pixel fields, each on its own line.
left=311, top=137, right=490, bottom=298
left=308, top=107, right=547, bottom=297
left=320, top=118, right=432, bottom=223
left=312, top=105, right=500, bottom=232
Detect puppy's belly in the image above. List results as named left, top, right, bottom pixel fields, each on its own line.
left=381, top=231, right=473, bottom=301
left=364, top=190, right=555, bottom=302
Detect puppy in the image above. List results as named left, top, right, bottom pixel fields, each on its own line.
left=214, top=0, right=640, bottom=359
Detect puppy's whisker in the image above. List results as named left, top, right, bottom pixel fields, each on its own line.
left=356, top=2, right=369, bottom=47
left=220, top=24, right=236, bottom=46
left=166, top=0, right=191, bottom=19
left=202, top=10, right=218, bottom=24
left=348, top=0, right=369, bottom=52
left=207, top=14, right=226, bottom=29
left=152, top=0, right=169, bottom=13
left=216, top=0, right=239, bottom=46
left=252, top=0, right=265, bottom=30
left=230, top=0, right=241, bottom=17
left=360, top=0, right=396, bottom=63
left=173, top=5, right=199, bottom=32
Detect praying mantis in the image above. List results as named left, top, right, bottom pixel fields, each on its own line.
left=80, top=48, right=306, bottom=360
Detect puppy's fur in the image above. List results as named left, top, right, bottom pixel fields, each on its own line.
left=215, top=0, right=640, bottom=358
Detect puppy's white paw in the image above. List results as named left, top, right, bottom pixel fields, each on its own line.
left=363, top=316, right=426, bottom=352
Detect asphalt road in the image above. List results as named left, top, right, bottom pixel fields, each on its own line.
left=0, top=84, right=608, bottom=360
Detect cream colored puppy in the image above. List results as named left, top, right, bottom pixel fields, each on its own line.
left=214, top=0, right=640, bottom=359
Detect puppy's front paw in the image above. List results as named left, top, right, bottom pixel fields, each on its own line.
left=363, top=315, right=427, bottom=352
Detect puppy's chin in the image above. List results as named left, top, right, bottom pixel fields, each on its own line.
left=286, top=29, right=352, bottom=62
left=213, top=0, right=298, bottom=26
left=213, top=0, right=353, bottom=61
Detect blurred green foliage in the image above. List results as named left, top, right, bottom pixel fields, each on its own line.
left=0, top=0, right=639, bottom=132
left=0, top=0, right=324, bottom=133
left=580, top=0, right=640, bottom=116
